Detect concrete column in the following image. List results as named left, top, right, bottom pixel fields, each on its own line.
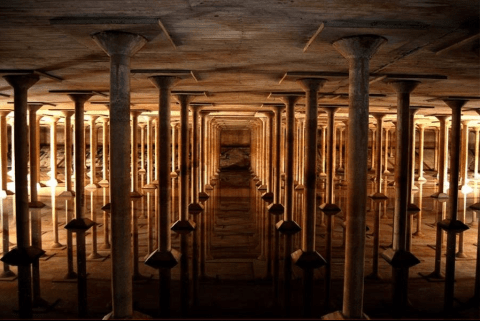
left=294, top=116, right=305, bottom=190
left=98, top=117, right=109, bottom=186
left=1, top=73, right=41, bottom=319
left=442, top=99, right=470, bottom=313
left=153, top=118, right=159, bottom=185
left=0, top=111, right=13, bottom=195
left=7, top=117, right=14, bottom=181
left=171, top=94, right=196, bottom=316
left=189, top=104, right=204, bottom=307
left=433, top=127, right=439, bottom=173
left=139, top=123, right=146, bottom=175
left=293, top=78, right=327, bottom=317
left=370, top=128, right=376, bottom=171
left=268, top=105, right=285, bottom=215
left=460, top=121, right=472, bottom=191
left=92, top=30, right=147, bottom=319
left=199, top=111, right=210, bottom=200
left=319, top=106, right=342, bottom=308
left=129, top=111, right=142, bottom=197
left=383, top=125, right=391, bottom=175
left=416, top=124, right=427, bottom=181
left=28, top=104, right=45, bottom=208
left=267, top=104, right=285, bottom=309
left=59, top=111, right=75, bottom=197
left=47, top=116, right=60, bottom=187
left=474, top=127, right=480, bottom=179
left=143, top=76, right=180, bottom=317
left=384, top=81, right=422, bottom=316
left=261, top=112, right=274, bottom=202
left=338, top=126, right=344, bottom=171
left=331, top=35, right=386, bottom=319
left=432, top=116, right=450, bottom=198
left=320, top=125, right=327, bottom=177
left=85, top=116, right=100, bottom=189
left=35, top=115, right=45, bottom=188
left=409, top=110, right=419, bottom=194
left=143, top=117, right=155, bottom=188
left=63, top=93, right=96, bottom=318
left=277, top=95, right=301, bottom=316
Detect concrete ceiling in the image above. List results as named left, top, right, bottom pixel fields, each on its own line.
left=0, top=1, right=479, bottom=126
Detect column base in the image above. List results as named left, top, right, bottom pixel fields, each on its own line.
left=267, top=203, right=284, bottom=216
left=171, top=220, right=195, bottom=234
left=257, top=184, right=267, bottom=191
left=1, top=246, right=45, bottom=266
left=261, top=192, right=273, bottom=203
left=455, top=251, right=468, bottom=258
left=101, top=203, right=111, bottom=212
left=144, top=248, right=181, bottom=269
left=381, top=248, right=420, bottom=268
left=322, top=311, right=370, bottom=320
left=65, top=218, right=95, bottom=232
left=29, top=201, right=46, bottom=208
left=319, top=203, right=342, bottom=215
left=87, top=252, right=106, bottom=260
left=369, top=192, right=388, bottom=200
left=205, top=184, right=214, bottom=191
left=103, top=310, right=152, bottom=320
left=198, top=191, right=209, bottom=202
left=294, top=184, right=305, bottom=191
left=138, top=169, right=146, bottom=175
left=460, top=184, right=473, bottom=194
left=418, top=271, right=445, bottom=282
left=170, top=171, right=178, bottom=178
left=130, top=191, right=143, bottom=198
left=98, top=179, right=109, bottom=187
left=276, top=220, right=301, bottom=235
left=438, top=219, right=469, bottom=233
left=142, top=184, right=157, bottom=190
left=85, top=183, right=101, bottom=190
left=417, top=176, right=427, bottom=182
left=50, top=242, right=65, bottom=249
left=46, top=179, right=61, bottom=187
left=59, top=190, right=75, bottom=198
left=291, top=249, right=327, bottom=269
left=430, top=192, right=448, bottom=199
left=188, top=202, right=204, bottom=215
left=0, top=270, right=17, bottom=280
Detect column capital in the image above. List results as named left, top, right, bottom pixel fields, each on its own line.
left=67, top=93, right=94, bottom=105
left=148, top=75, right=180, bottom=89
left=3, top=73, right=39, bottom=91
left=0, top=110, right=12, bottom=117
left=49, top=115, right=60, bottom=124
left=332, top=35, right=387, bottom=59
left=89, top=115, right=99, bottom=123
left=389, top=80, right=421, bottom=94
left=27, top=102, right=44, bottom=113
left=92, top=30, right=147, bottom=57
left=443, top=98, right=468, bottom=110
left=296, top=78, right=326, bottom=92
left=416, top=123, right=427, bottom=129
left=61, top=110, right=74, bottom=118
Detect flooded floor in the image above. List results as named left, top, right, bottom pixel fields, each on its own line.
left=0, top=169, right=479, bottom=319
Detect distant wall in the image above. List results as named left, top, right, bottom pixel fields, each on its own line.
left=220, top=129, right=251, bottom=147
left=220, top=129, right=251, bottom=170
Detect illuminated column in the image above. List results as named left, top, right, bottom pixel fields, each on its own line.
left=28, top=103, right=45, bottom=208
left=86, top=116, right=100, bottom=189
left=0, top=111, right=13, bottom=195
left=98, top=117, right=110, bottom=187
left=331, top=35, right=386, bottom=319
left=130, top=111, right=142, bottom=197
